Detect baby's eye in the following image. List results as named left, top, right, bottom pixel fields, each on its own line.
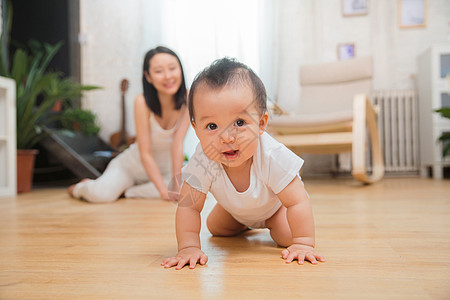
left=234, top=119, right=245, bottom=127
left=207, top=123, right=217, bottom=130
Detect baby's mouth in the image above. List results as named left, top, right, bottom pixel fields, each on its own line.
left=222, top=149, right=239, bottom=159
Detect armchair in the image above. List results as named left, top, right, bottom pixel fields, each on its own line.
left=268, top=56, right=384, bottom=184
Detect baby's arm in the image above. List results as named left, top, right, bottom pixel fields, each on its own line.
left=162, top=182, right=208, bottom=270
left=277, top=176, right=325, bottom=264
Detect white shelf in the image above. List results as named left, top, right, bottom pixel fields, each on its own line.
left=0, top=76, right=16, bottom=197
left=418, top=43, right=450, bottom=179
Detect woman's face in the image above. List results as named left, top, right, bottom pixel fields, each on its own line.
left=145, top=53, right=182, bottom=96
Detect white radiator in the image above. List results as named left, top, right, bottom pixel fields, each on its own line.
left=371, top=90, right=419, bottom=173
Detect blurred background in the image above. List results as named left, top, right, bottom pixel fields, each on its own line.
left=3, top=0, right=450, bottom=187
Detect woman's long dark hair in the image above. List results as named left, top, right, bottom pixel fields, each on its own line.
left=142, top=46, right=187, bottom=117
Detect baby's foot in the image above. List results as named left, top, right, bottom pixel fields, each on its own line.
left=68, top=179, right=91, bottom=197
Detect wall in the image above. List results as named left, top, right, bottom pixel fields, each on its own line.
left=276, top=0, right=450, bottom=112
left=79, top=0, right=450, bottom=170
left=275, top=0, right=450, bottom=175
left=79, top=0, right=162, bottom=142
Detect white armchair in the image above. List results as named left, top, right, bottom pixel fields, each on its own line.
left=268, top=56, right=384, bottom=184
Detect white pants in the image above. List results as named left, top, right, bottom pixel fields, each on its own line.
left=72, top=155, right=170, bottom=203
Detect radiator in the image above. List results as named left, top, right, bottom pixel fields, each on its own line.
left=371, top=90, right=419, bottom=173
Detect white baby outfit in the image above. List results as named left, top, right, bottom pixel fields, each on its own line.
left=73, top=114, right=174, bottom=203
left=183, top=132, right=304, bottom=228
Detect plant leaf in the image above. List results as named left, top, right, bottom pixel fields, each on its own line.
left=442, top=142, right=450, bottom=158
left=435, top=108, right=450, bottom=119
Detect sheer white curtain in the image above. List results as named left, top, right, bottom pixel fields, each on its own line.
left=160, top=0, right=276, bottom=96
left=159, top=0, right=277, bottom=157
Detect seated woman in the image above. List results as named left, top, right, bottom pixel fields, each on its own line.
left=68, top=46, right=190, bottom=202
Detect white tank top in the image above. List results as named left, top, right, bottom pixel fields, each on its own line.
left=147, top=113, right=176, bottom=175
left=119, top=110, right=182, bottom=178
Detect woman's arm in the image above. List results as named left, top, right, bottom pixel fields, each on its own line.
left=134, top=94, right=169, bottom=199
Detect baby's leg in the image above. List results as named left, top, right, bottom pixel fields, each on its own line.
left=265, top=205, right=292, bottom=247
left=207, top=203, right=248, bottom=236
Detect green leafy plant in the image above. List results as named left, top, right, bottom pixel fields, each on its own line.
left=435, top=107, right=450, bottom=158
left=3, top=42, right=100, bottom=149
left=61, top=108, right=100, bottom=136
left=0, top=1, right=100, bottom=149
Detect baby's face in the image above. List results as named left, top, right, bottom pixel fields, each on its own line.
left=192, top=84, right=268, bottom=169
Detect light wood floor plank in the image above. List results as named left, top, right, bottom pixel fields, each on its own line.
left=1, top=178, right=449, bottom=299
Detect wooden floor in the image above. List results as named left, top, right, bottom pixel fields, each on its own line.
left=1, top=177, right=449, bottom=299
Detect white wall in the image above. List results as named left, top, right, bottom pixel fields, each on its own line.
left=276, top=0, right=450, bottom=112
left=79, top=0, right=163, bottom=142
left=79, top=0, right=450, bottom=167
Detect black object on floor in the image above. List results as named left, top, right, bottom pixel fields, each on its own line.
left=39, top=128, right=118, bottom=179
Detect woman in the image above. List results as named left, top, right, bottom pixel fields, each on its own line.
left=68, top=46, right=190, bottom=202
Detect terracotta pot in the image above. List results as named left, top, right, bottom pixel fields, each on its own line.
left=51, top=99, right=62, bottom=112
left=17, top=149, right=39, bottom=193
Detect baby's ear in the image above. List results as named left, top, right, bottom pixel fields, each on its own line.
left=259, top=112, right=269, bottom=135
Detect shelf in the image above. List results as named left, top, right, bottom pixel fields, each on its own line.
left=0, top=76, right=16, bottom=197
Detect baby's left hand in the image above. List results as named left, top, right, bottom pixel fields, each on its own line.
left=281, top=244, right=325, bottom=265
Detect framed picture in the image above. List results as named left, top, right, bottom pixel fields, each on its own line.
left=342, top=0, right=368, bottom=17
left=398, top=0, right=427, bottom=28
left=337, top=43, right=355, bottom=60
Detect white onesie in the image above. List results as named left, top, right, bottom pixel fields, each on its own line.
left=183, top=132, right=304, bottom=228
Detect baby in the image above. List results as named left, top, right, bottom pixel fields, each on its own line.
left=162, top=58, right=325, bottom=270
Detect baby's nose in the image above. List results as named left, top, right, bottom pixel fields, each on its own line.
left=220, top=129, right=236, bottom=144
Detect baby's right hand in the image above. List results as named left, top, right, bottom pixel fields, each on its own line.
left=161, top=247, right=208, bottom=270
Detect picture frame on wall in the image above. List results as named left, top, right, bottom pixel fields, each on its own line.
left=337, top=43, right=355, bottom=60
left=398, top=0, right=427, bottom=28
left=342, top=0, right=368, bottom=17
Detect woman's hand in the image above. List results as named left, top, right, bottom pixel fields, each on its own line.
left=158, top=185, right=180, bottom=202
left=167, top=177, right=181, bottom=201
left=161, top=247, right=208, bottom=270
left=159, top=186, right=171, bottom=201
left=281, top=244, right=325, bottom=265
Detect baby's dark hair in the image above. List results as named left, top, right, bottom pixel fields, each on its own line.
left=188, top=57, right=267, bottom=123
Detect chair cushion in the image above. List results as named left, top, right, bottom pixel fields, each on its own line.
left=270, top=110, right=353, bottom=126
left=299, top=80, right=371, bottom=114
left=298, top=56, right=373, bottom=115
left=268, top=111, right=353, bottom=134
left=300, top=56, right=372, bottom=86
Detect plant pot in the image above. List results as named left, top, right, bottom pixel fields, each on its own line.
left=51, top=99, right=62, bottom=112
left=17, top=149, right=39, bottom=193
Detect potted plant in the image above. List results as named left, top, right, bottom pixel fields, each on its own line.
left=61, top=107, right=101, bottom=136
left=7, top=42, right=64, bottom=192
left=1, top=40, right=100, bottom=192
left=435, top=108, right=450, bottom=158
left=3, top=42, right=100, bottom=192
left=0, top=1, right=101, bottom=192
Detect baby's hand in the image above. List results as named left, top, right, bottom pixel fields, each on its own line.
left=161, top=247, right=208, bottom=270
left=281, top=244, right=325, bottom=265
